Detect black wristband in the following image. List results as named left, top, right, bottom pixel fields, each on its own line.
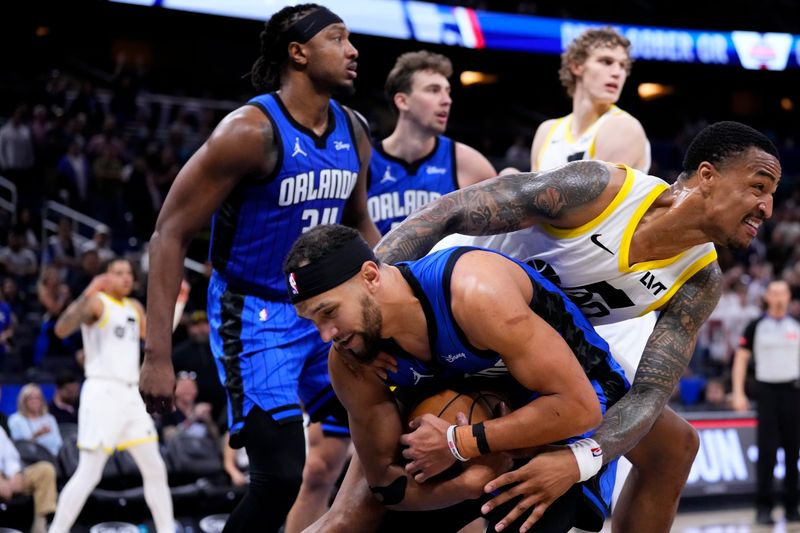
left=472, top=422, right=491, bottom=455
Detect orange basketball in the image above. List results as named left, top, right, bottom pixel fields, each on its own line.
left=407, top=389, right=503, bottom=426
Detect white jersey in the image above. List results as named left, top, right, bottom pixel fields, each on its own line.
left=435, top=165, right=717, bottom=327
left=535, top=105, right=651, bottom=172
left=81, top=292, right=142, bottom=384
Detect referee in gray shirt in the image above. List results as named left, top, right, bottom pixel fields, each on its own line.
left=732, top=280, right=800, bottom=525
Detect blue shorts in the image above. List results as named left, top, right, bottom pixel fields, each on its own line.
left=207, top=271, right=348, bottom=440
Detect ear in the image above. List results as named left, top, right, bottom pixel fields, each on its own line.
left=287, top=42, right=308, bottom=66
left=361, top=261, right=381, bottom=291
left=393, top=92, right=409, bottom=113
left=569, top=61, right=584, bottom=79
left=696, top=161, right=717, bottom=193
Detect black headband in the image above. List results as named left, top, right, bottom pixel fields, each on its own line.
left=285, top=7, right=344, bottom=45
left=287, top=237, right=376, bottom=304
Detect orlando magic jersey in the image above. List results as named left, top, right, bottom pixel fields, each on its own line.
left=387, top=247, right=628, bottom=528
left=387, top=247, right=629, bottom=412
left=209, top=92, right=361, bottom=300
left=368, top=136, right=457, bottom=235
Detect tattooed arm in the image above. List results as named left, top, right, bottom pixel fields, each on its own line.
left=478, top=262, right=723, bottom=530
left=375, top=160, right=612, bottom=263
left=594, top=261, right=722, bottom=461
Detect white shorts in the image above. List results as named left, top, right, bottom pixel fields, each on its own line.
left=594, top=312, right=658, bottom=383
left=77, top=378, right=158, bottom=454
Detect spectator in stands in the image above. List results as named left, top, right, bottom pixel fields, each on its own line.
left=0, top=226, right=39, bottom=284
left=8, top=383, right=63, bottom=457
left=55, top=137, right=91, bottom=211
left=2, top=276, right=28, bottom=323
left=44, top=217, right=80, bottom=274
left=172, top=310, right=226, bottom=425
left=222, top=431, right=249, bottom=488
left=48, top=371, right=80, bottom=425
left=0, top=287, right=16, bottom=369
left=80, top=224, right=115, bottom=263
left=67, top=248, right=101, bottom=297
left=0, top=105, right=36, bottom=208
left=0, top=425, right=57, bottom=533
left=731, top=280, right=800, bottom=525
left=33, top=264, right=74, bottom=367
left=157, top=371, right=217, bottom=442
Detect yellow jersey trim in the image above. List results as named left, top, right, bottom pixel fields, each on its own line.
left=638, top=249, right=718, bottom=315
left=542, top=164, right=634, bottom=238
left=115, top=435, right=159, bottom=452
left=618, top=183, right=675, bottom=272
left=97, top=298, right=110, bottom=329
left=536, top=117, right=565, bottom=171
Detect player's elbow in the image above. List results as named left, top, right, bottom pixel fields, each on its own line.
left=574, top=392, right=603, bottom=433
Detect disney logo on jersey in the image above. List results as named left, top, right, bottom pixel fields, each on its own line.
left=443, top=352, right=466, bottom=363
left=334, top=140, right=351, bottom=151
left=426, top=166, right=447, bottom=175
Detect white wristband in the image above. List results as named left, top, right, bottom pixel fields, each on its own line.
left=446, top=425, right=469, bottom=462
left=568, top=438, right=603, bottom=482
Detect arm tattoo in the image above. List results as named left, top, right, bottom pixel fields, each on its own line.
left=375, top=160, right=610, bottom=263
left=55, top=295, right=92, bottom=336
left=594, top=262, right=722, bottom=463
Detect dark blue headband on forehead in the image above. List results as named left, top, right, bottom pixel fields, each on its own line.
left=287, top=237, right=376, bottom=304
left=285, top=7, right=344, bottom=45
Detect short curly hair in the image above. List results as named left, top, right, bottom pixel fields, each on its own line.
left=681, top=121, right=779, bottom=177
left=559, top=27, right=632, bottom=97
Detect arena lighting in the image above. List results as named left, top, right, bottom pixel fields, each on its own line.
left=109, top=0, right=800, bottom=70
left=637, top=83, right=675, bottom=101
left=459, top=71, right=498, bottom=86
left=781, top=97, right=794, bottom=111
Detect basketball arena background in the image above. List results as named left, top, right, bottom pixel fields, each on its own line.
left=1, top=0, right=799, bottom=531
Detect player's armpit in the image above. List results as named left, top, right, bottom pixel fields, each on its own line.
left=591, top=261, right=722, bottom=463
left=375, top=161, right=611, bottom=264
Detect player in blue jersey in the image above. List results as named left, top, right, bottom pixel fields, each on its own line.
left=284, top=225, right=629, bottom=532
left=368, top=51, right=496, bottom=235
left=139, top=5, right=380, bottom=532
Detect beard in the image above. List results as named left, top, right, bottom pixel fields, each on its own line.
left=331, top=81, right=356, bottom=99
left=345, top=295, right=383, bottom=364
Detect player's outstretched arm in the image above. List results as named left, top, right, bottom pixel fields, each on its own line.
left=375, top=160, right=611, bottom=264
left=141, top=108, right=274, bottom=414
left=592, top=261, right=721, bottom=461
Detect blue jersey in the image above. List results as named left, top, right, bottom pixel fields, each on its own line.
left=209, top=92, right=361, bottom=301
left=386, top=246, right=629, bottom=527
left=388, top=247, right=629, bottom=412
left=367, top=136, right=457, bottom=235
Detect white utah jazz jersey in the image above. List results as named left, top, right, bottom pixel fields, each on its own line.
left=81, top=292, right=142, bottom=383
left=535, top=105, right=651, bottom=171
left=435, top=166, right=717, bottom=326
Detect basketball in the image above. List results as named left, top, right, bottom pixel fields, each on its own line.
left=407, top=389, right=504, bottom=426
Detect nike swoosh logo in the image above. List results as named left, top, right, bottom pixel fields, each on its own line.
left=590, top=233, right=614, bottom=255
